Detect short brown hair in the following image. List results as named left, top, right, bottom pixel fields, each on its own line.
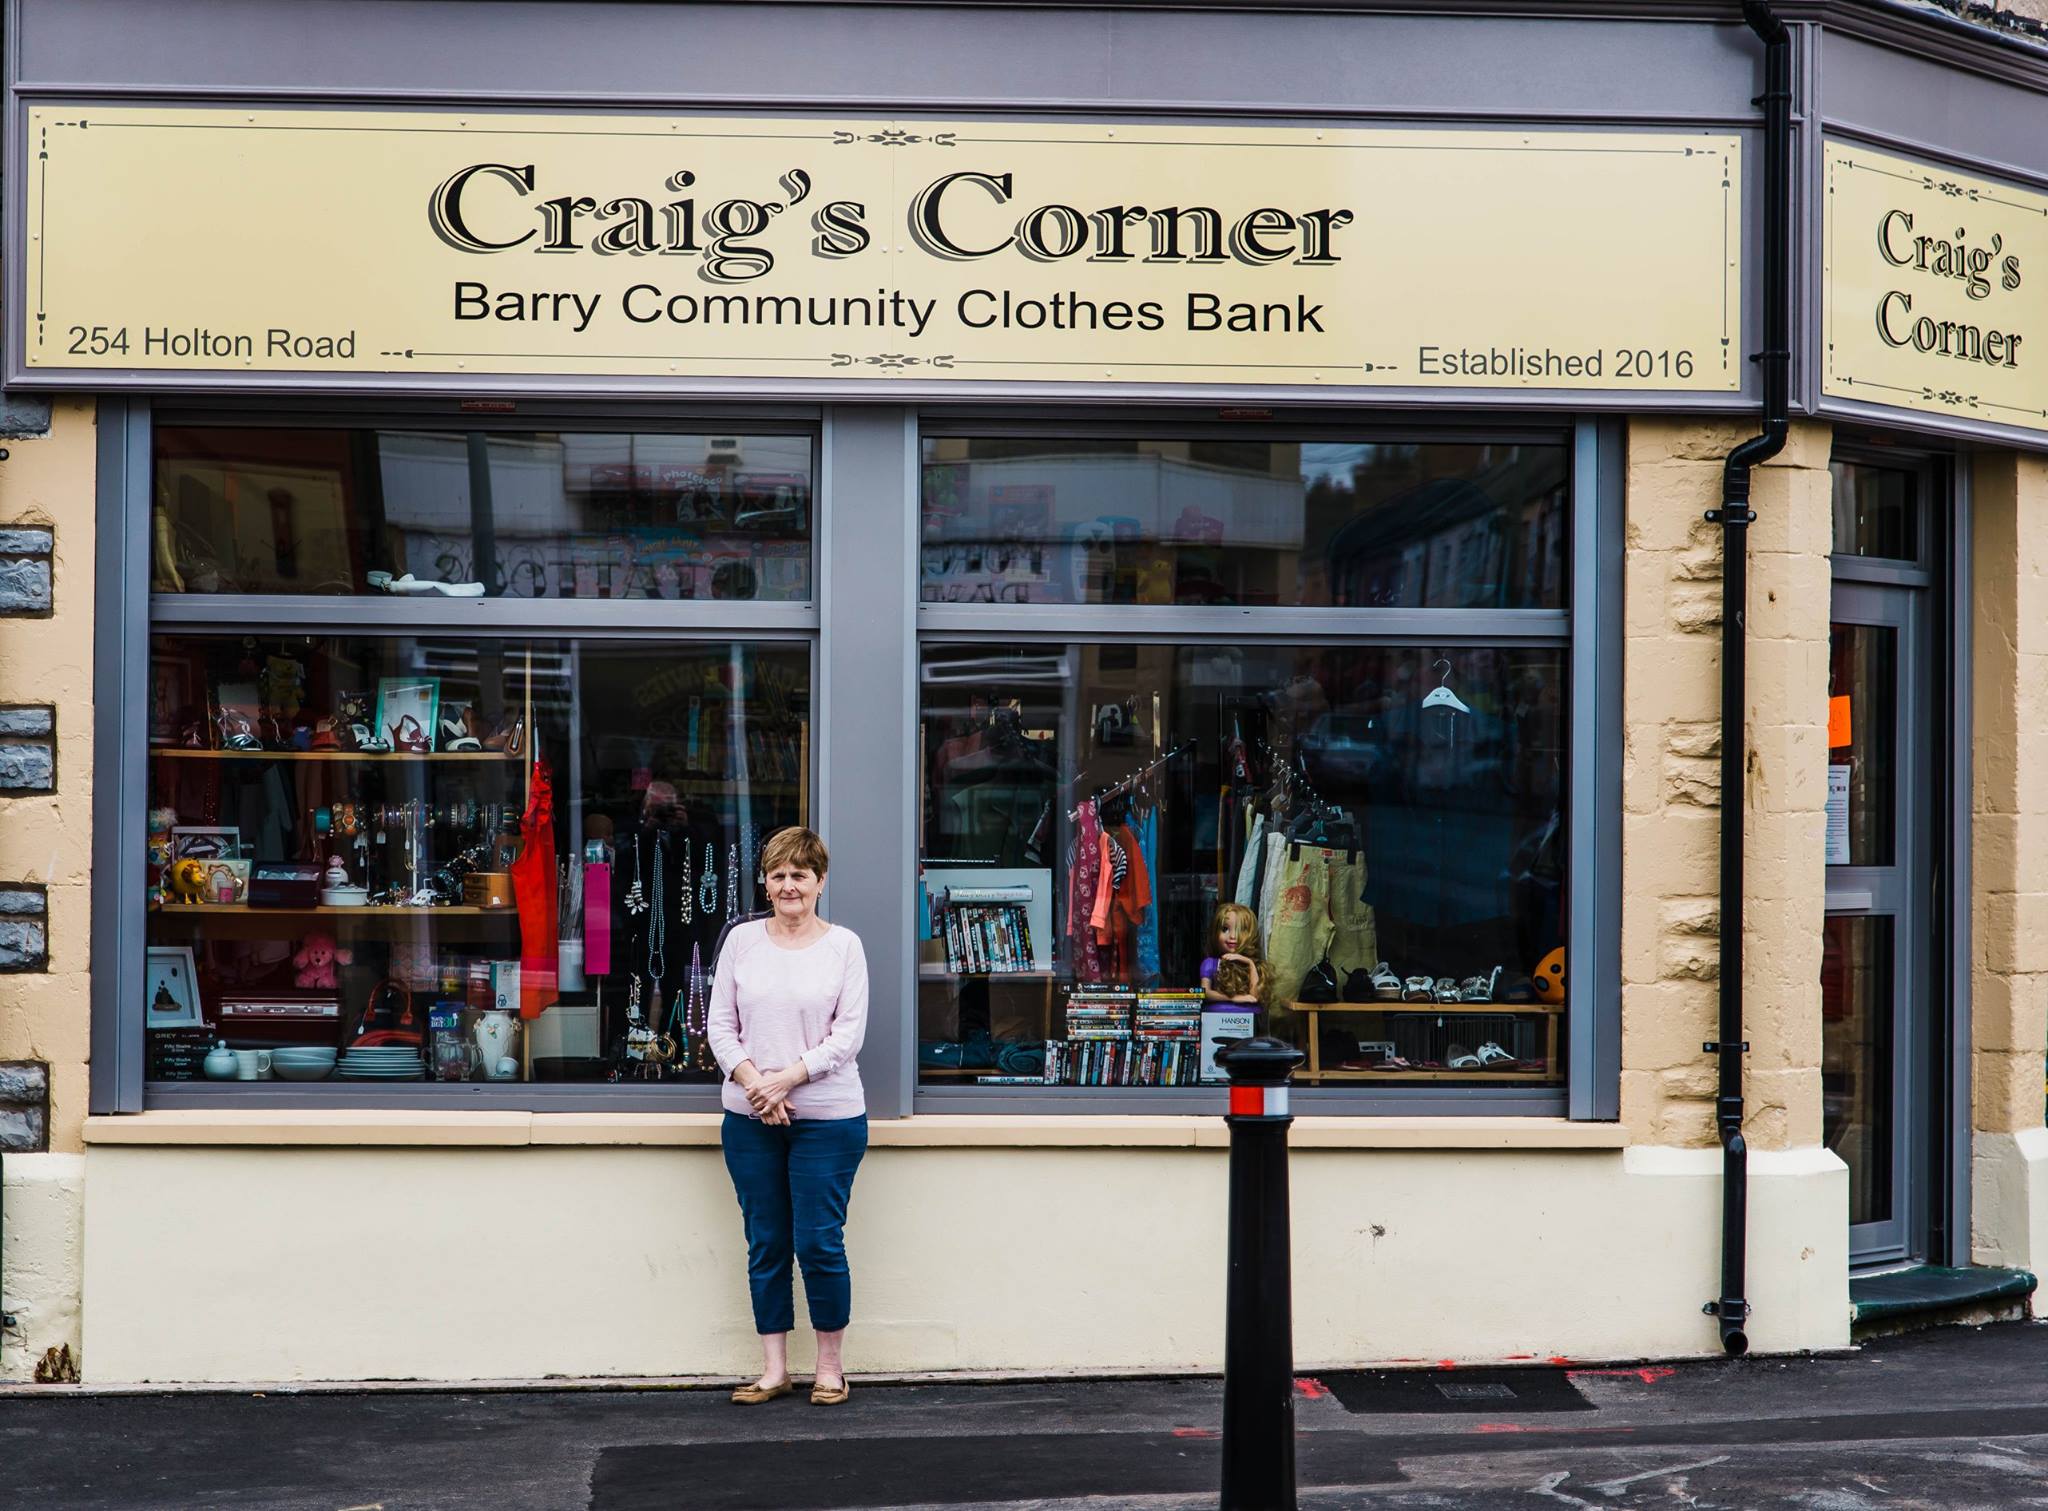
left=759, top=826, right=829, bottom=877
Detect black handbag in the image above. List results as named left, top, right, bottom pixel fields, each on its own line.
left=1296, top=956, right=1340, bottom=1004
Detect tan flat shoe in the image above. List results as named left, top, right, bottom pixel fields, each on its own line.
left=730, top=1377, right=793, bottom=1404
left=810, top=1377, right=850, bottom=1405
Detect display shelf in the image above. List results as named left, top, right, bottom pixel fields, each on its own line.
left=150, top=902, right=517, bottom=919
left=149, top=747, right=521, bottom=763
left=918, top=965, right=1057, bottom=981
left=1296, top=1066, right=1558, bottom=1083
left=1283, top=997, right=1563, bottom=1015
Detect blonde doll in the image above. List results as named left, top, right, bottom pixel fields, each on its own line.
left=1201, top=902, right=1270, bottom=1009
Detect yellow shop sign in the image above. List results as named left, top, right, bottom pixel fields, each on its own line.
left=19, top=106, right=1741, bottom=394
left=1823, top=140, right=2048, bottom=435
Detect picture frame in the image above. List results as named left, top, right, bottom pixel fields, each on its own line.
left=374, top=676, right=442, bottom=751
left=170, top=825, right=242, bottom=863
left=144, top=945, right=205, bottom=1030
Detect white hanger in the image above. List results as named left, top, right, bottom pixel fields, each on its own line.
left=1420, top=658, right=1471, bottom=715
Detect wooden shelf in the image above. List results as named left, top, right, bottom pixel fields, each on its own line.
left=918, top=965, right=1057, bottom=981
left=1287, top=998, right=1562, bottom=1016
left=151, top=903, right=516, bottom=919
left=1298, top=1067, right=1557, bottom=1083
left=150, top=747, right=519, bottom=763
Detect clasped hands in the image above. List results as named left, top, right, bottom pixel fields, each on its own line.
left=733, top=1060, right=808, bottom=1125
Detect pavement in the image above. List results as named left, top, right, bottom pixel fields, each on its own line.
left=5, top=1322, right=2048, bottom=1509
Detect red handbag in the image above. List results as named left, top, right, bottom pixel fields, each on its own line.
left=353, top=978, right=422, bottom=1046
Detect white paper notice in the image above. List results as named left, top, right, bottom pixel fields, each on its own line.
left=1826, top=764, right=1852, bottom=865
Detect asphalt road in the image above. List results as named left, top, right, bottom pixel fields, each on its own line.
left=3, top=1323, right=2047, bottom=1509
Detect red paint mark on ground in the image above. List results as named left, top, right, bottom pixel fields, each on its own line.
left=1293, top=1377, right=1330, bottom=1399
left=1567, top=1366, right=1677, bottom=1385
left=1435, top=1359, right=1459, bottom=1370
left=1172, top=1427, right=1219, bottom=1439
left=1547, top=1356, right=1575, bottom=1366
left=1468, top=1423, right=1642, bottom=1439
left=1504, top=1353, right=1536, bottom=1361
left=1471, top=1422, right=1534, bottom=1433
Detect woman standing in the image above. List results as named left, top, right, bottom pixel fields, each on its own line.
left=706, top=826, right=869, bottom=1406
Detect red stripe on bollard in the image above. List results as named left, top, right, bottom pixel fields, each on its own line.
left=1229, top=1085, right=1264, bottom=1116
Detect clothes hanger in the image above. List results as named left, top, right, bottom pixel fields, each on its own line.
left=1421, top=657, right=1471, bottom=715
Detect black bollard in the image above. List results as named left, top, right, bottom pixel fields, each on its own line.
left=1218, top=1034, right=1305, bottom=1511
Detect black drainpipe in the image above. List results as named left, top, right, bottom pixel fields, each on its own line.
left=1704, top=0, right=1792, bottom=1359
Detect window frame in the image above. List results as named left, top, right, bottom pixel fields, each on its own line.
left=907, top=413, right=1621, bottom=1118
left=92, top=401, right=1621, bottom=1120
left=95, top=398, right=823, bottom=1112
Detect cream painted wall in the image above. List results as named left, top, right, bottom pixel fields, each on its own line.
left=1621, top=419, right=1832, bottom=1153
left=0, top=1153, right=85, bottom=1383
left=0, top=398, right=96, bottom=1152
left=81, top=1141, right=1847, bottom=1383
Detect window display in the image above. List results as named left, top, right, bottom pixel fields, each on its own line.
left=145, top=634, right=810, bottom=1086
left=921, top=435, right=1567, bottom=608
left=917, top=643, right=1568, bottom=1088
left=153, top=426, right=813, bottom=600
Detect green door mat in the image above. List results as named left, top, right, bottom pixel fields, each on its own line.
left=1850, top=1265, right=2036, bottom=1323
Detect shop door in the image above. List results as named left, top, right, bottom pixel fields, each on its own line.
left=1824, top=454, right=1939, bottom=1268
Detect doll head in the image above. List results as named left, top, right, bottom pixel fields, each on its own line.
left=1210, top=902, right=1262, bottom=962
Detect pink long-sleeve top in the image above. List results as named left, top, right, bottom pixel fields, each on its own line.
left=706, top=919, right=869, bottom=1120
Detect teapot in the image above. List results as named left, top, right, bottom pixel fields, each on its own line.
left=203, top=1041, right=238, bottom=1080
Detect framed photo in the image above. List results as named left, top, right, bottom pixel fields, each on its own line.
left=145, top=945, right=205, bottom=1030
left=375, top=677, right=441, bottom=751
left=170, top=825, right=241, bottom=863
left=201, top=858, right=251, bottom=904
left=149, top=654, right=195, bottom=745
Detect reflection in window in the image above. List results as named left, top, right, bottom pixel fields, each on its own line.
left=152, top=427, right=813, bottom=600
left=1829, top=459, right=1919, bottom=563
left=916, top=643, right=1568, bottom=1088
left=920, top=436, right=1568, bottom=608
left=145, top=634, right=809, bottom=1086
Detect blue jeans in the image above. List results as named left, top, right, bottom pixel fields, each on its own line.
left=721, top=1111, right=867, bottom=1335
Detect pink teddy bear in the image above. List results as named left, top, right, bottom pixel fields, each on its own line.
left=292, top=931, right=352, bottom=990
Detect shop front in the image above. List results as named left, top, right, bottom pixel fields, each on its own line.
left=2, top=0, right=2046, bottom=1384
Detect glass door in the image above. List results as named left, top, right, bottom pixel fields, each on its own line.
left=1825, top=452, right=1937, bottom=1267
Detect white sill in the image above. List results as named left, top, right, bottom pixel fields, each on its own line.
left=83, top=1111, right=1626, bottom=1151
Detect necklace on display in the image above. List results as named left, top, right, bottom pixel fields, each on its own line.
left=725, top=838, right=740, bottom=919
left=700, top=841, right=718, bottom=917
left=625, top=834, right=647, bottom=917
left=647, top=832, right=668, bottom=986
left=678, top=836, right=694, bottom=926
left=683, top=941, right=711, bottom=1070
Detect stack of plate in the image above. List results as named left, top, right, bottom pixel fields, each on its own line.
left=271, top=1046, right=339, bottom=1082
left=336, top=1045, right=425, bottom=1080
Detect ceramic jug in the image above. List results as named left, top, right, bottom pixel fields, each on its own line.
left=203, top=1041, right=238, bottom=1080
left=474, top=1009, right=517, bottom=1080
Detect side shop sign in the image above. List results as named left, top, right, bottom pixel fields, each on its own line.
left=1824, top=140, right=2048, bottom=438
left=13, top=106, right=1741, bottom=396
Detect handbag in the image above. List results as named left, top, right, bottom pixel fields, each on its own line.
left=353, top=977, right=422, bottom=1046
left=1296, top=956, right=1340, bottom=1004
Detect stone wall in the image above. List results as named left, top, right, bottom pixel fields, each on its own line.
left=0, top=399, right=96, bottom=1154
left=1620, top=419, right=1832, bottom=1153
left=1969, top=450, right=2048, bottom=1268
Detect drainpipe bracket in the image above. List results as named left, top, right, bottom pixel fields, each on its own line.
left=1702, top=1041, right=1750, bottom=1053
left=1702, top=1299, right=1751, bottom=1320
left=1705, top=506, right=1756, bottom=526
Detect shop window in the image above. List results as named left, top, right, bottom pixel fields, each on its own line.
left=916, top=642, right=1569, bottom=1091
left=919, top=436, right=1568, bottom=608
left=1829, top=458, right=1919, bottom=564
left=152, top=427, right=813, bottom=601
left=145, top=632, right=809, bottom=1087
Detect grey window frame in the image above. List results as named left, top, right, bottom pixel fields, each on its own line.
left=92, top=396, right=826, bottom=1113
left=93, top=400, right=1621, bottom=1121
left=905, top=413, right=1622, bottom=1119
